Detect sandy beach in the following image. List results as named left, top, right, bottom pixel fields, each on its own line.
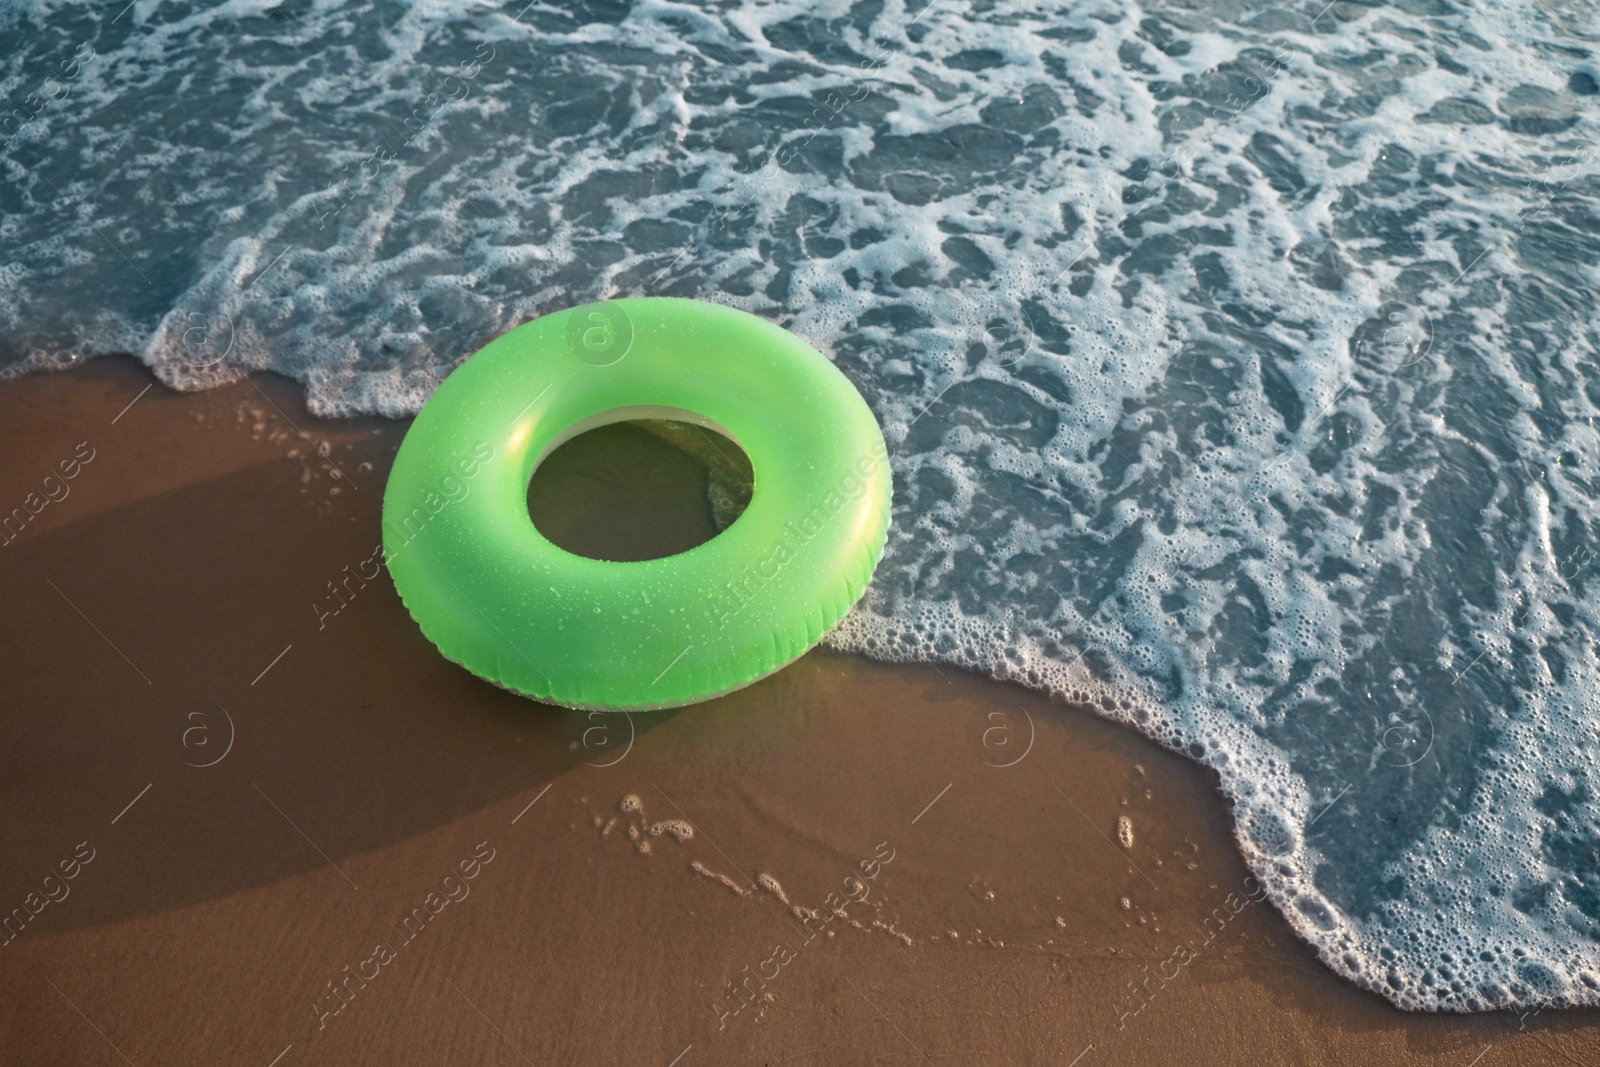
left=2, top=358, right=1595, bottom=1066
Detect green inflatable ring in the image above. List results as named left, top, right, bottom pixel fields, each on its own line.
left=382, top=297, right=892, bottom=711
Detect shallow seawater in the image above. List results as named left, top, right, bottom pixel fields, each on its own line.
left=3, top=0, right=1598, bottom=1012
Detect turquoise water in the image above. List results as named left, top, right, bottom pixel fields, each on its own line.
left=2, top=0, right=1598, bottom=1011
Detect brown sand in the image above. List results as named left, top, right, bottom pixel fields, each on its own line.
left=1, top=357, right=1595, bottom=1066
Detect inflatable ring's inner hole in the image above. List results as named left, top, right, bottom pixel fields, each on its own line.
left=527, top=406, right=753, bottom=563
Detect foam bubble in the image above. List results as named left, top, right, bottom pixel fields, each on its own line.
left=756, top=873, right=789, bottom=905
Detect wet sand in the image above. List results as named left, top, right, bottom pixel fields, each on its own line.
left=1, top=357, right=1595, bottom=1065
